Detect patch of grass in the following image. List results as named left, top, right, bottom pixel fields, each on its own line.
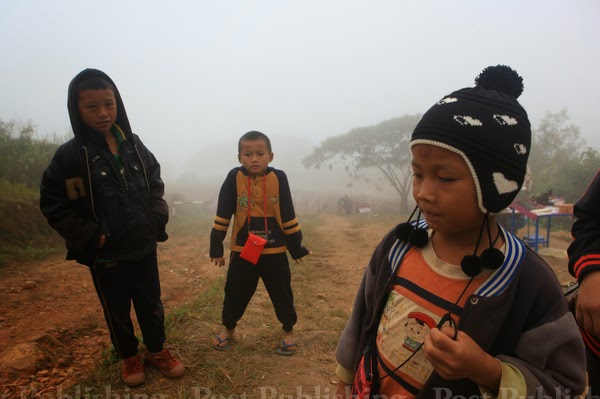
left=0, top=245, right=63, bottom=267
left=345, top=212, right=402, bottom=230
left=168, top=213, right=213, bottom=237
left=0, top=179, right=39, bottom=202
left=165, top=276, right=225, bottom=333
left=98, top=347, right=120, bottom=368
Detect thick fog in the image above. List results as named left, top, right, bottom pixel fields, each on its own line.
left=1, top=0, right=599, bottom=199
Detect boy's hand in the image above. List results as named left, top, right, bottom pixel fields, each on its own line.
left=211, top=257, right=225, bottom=267
left=576, top=271, right=600, bottom=337
left=423, top=327, right=501, bottom=390
left=294, top=251, right=312, bottom=264
left=98, top=234, right=106, bottom=248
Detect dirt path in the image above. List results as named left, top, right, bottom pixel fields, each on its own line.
left=0, top=215, right=577, bottom=398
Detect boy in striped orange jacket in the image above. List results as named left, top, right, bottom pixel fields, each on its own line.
left=209, top=131, right=309, bottom=356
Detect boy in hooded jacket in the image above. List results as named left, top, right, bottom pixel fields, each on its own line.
left=40, top=68, right=184, bottom=387
left=334, top=66, right=586, bottom=398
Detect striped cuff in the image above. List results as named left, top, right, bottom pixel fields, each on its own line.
left=213, top=216, right=230, bottom=231
left=573, top=253, right=600, bottom=280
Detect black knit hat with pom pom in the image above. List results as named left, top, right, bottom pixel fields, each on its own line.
left=411, top=65, right=531, bottom=214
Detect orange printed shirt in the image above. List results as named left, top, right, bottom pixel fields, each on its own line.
left=376, top=237, right=496, bottom=397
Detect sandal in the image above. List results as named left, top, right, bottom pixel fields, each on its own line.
left=212, top=334, right=232, bottom=351
left=275, top=339, right=296, bottom=356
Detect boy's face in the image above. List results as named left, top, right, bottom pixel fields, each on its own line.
left=238, top=139, right=274, bottom=177
left=77, top=89, right=117, bottom=136
left=411, top=144, right=483, bottom=236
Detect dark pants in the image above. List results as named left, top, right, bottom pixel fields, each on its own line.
left=222, top=252, right=297, bottom=332
left=587, top=346, right=600, bottom=397
left=90, top=250, right=165, bottom=358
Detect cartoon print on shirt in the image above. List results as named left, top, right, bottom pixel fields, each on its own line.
left=376, top=291, right=438, bottom=384
left=403, top=312, right=437, bottom=352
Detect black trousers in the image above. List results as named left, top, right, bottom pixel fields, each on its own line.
left=587, top=346, right=600, bottom=397
left=90, top=250, right=165, bottom=358
left=222, top=252, right=297, bottom=332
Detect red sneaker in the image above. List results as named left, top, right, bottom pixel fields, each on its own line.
left=143, top=348, right=185, bottom=378
left=121, top=354, right=145, bottom=387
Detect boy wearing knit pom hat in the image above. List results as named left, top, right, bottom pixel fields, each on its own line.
left=334, top=66, right=586, bottom=398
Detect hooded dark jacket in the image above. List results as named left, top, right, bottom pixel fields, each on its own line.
left=40, top=69, right=168, bottom=267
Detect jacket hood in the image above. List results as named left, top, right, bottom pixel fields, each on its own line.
left=67, top=68, right=133, bottom=143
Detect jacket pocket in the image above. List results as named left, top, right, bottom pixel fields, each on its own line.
left=126, top=160, right=148, bottom=191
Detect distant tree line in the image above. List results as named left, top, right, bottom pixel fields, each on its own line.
left=1, top=111, right=597, bottom=208
left=303, top=109, right=600, bottom=212
left=527, top=110, right=599, bottom=203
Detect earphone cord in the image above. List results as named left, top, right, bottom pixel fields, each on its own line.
left=407, top=206, right=419, bottom=221
left=486, top=217, right=501, bottom=248
left=472, top=214, right=488, bottom=255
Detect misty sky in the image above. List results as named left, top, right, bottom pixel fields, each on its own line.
left=1, top=0, right=599, bottom=186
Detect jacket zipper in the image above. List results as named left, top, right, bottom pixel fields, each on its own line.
left=83, top=145, right=99, bottom=224
left=134, top=143, right=151, bottom=195
left=83, top=145, right=101, bottom=269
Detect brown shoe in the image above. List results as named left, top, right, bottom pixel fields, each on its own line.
left=143, top=348, right=185, bottom=378
left=122, top=354, right=145, bottom=387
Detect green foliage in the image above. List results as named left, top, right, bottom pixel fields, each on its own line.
left=302, top=114, right=421, bottom=211
left=0, top=119, right=65, bottom=189
left=0, top=118, right=66, bottom=265
left=0, top=179, right=39, bottom=202
left=528, top=110, right=600, bottom=202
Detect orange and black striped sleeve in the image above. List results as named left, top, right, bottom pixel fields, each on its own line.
left=210, top=168, right=238, bottom=258
left=275, top=169, right=309, bottom=260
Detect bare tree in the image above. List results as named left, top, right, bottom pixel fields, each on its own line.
left=302, top=114, right=420, bottom=212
